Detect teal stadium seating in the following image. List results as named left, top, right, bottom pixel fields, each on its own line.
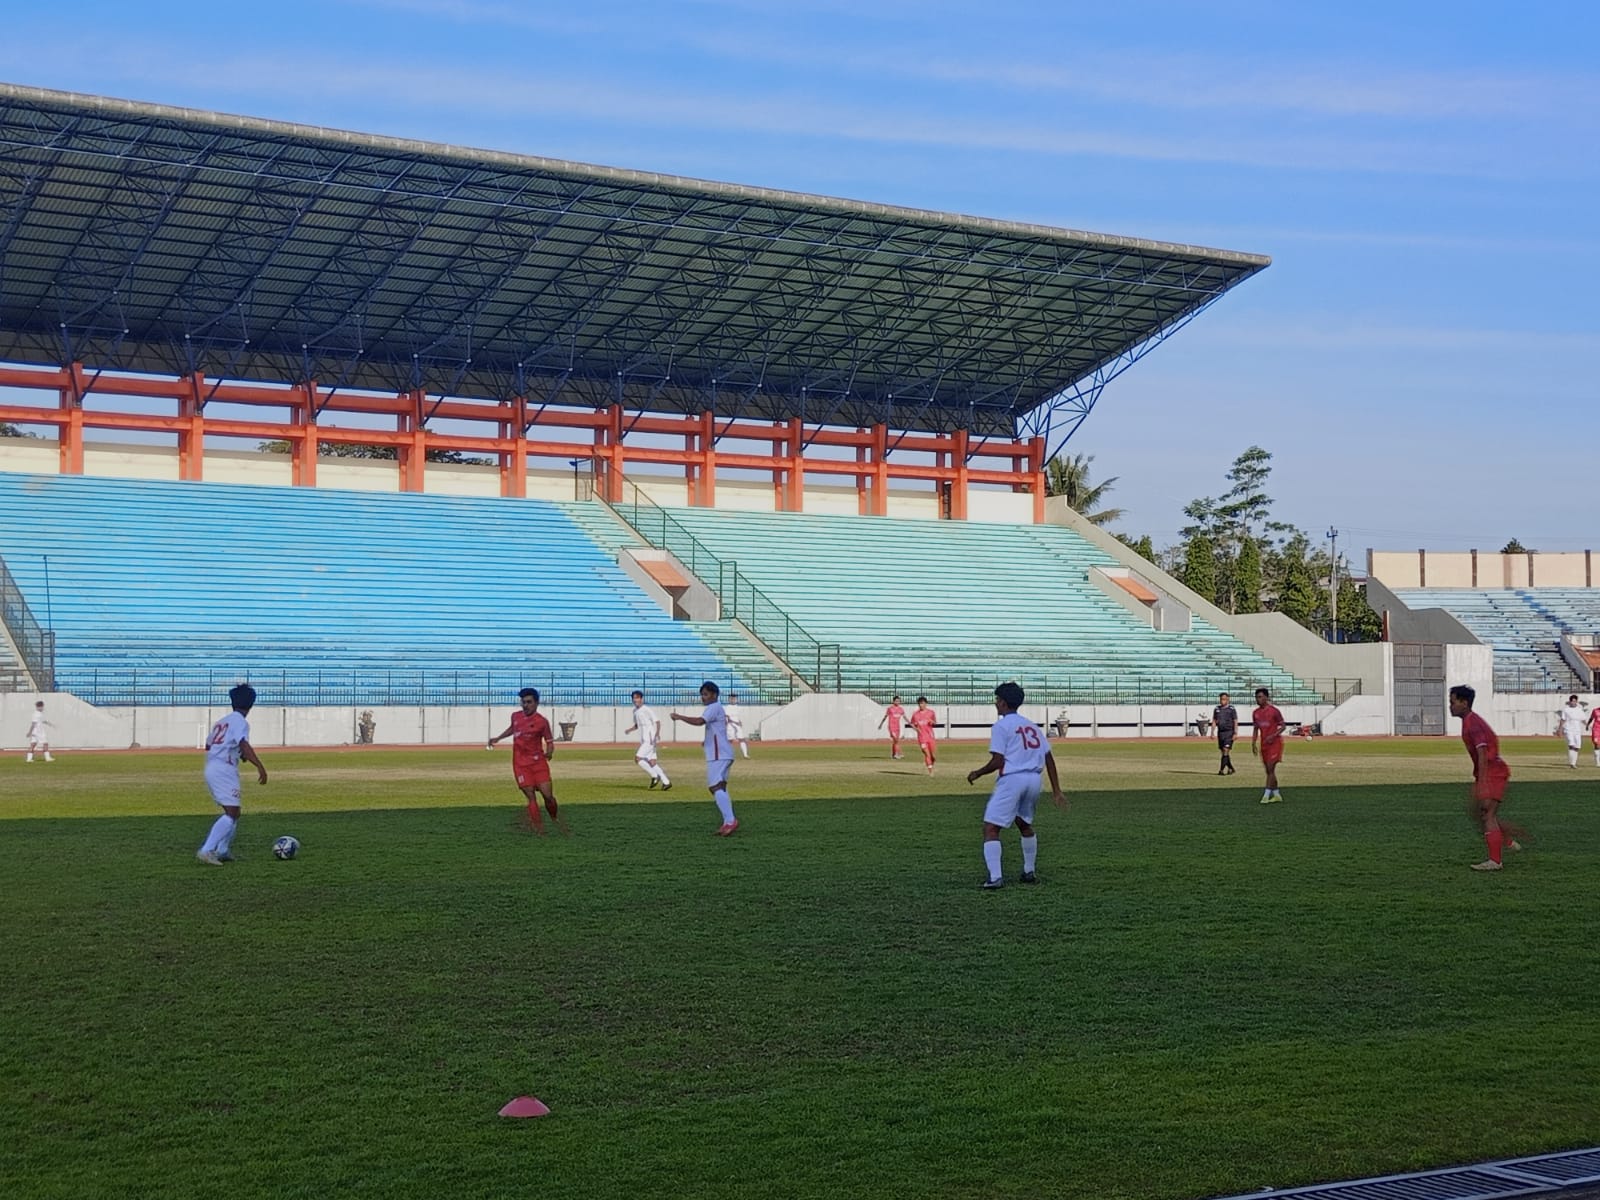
left=1393, top=587, right=1599, bottom=692
left=655, top=506, right=1322, bottom=703
left=0, top=472, right=768, bottom=706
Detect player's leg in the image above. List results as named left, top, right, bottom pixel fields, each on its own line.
left=518, top=783, right=547, bottom=834
left=981, top=779, right=1024, bottom=888
left=1567, top=735, right=1580, bottom=768
left=739, top=737, right=750, bottom=759
left=709, top=760, right=737, bottom=833
left=637, top=751, right=659, bottom=788
left=198, top=770, right=240, bottom=863
left=41, top=734, right=53, bottom=762
left=653, top=754, right=671, bottom=788
left=537, top=779, right=568, bottom=834
left=26, top=736, right=35, bottom=763
left=1014, top=781, right=1042, bottom=882
left=1593, top=736, right=1599, bottom=767
left=1475, top=796, right=1506, bottom=868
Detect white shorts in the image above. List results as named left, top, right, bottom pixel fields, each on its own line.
left=706, top=758, right=734, bottom=789
left=28, top=733, right=44, bottom=749
left=635, top=743, right=658, bottom=763
left=983, top=773, right=1040, bottom=829
left=1566, top=732, right=1584, bottom=750
left=205, top=763, right=242, bottom=808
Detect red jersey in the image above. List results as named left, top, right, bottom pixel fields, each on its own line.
left=1589, top=708, right=1600, bottom=738
left=910, top=707, right=937, bottom=742
left=885, top=703, right=905, bottom=732
left=1252, top=704, right=1285, bottom=745
left=509, top=710, right=553, bottom=764
left=1460, top=711, right=1506, bottom=778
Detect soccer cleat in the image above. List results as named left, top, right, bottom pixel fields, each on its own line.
left=1470, top=859, right=1503, bottom=871
left=660, top=782, right=672, bottom=791
left=216, top=852, right=234, bottom=863
left=44, top=753, right=54, bottom=762
left=195, top=851, right=225, bottom=866
left=1018, top=871, right=1038, bottom=885
left=980, top=877, right=1004, bottom=890
left=648, top=777, right=658, bottom=789
left=715, top=820, right=739, bottom=837
left=1260, top=795, right=1282, bottom=804
left=24, top=754, right=32, bottom=763
left=1506, top=839, right=1523, bottom=853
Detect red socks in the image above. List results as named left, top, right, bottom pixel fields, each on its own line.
left=1484, top=828, right=1504, bottom=864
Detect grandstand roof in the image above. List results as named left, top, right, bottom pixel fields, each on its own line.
left=0, top=83, right=1268, bottom=438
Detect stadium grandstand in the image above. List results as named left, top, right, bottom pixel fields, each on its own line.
left=0, top=82, right=1371, bottom=739
left=1368, top=549, right=1600, bottom=695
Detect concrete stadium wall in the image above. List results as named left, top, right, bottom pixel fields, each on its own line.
left=4, top=690, right=1332, bottom=751
left=1370, top=549, right=1598, bottom=590
left=1482, top=692, right=1600, bottom=738
left=1364, top=578, right=1481, bottom=645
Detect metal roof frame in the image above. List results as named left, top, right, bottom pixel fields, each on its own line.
left=0, top=83, right=1268, bottom=441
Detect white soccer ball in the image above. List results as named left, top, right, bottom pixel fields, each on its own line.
left=272, top=835, right=300, bottom=860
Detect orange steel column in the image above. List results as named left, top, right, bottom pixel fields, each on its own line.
left=400, top=388, right=428, bottom=492
left=698, top=409, right=716, bottom=508
left=951, top=429, right=970, bottom=521
left=178, top=373, right=206, bottom=481
left=786, top=417, right=804, bottom=512
left=871, top=423, right=889, bottom=516
left=503, top=396, right=527, bottom=498
left=58, top=362, right=86, bottom=475
left=605, top=404, right=625, bottom=502
left=1029, top=436, right=1046, bottom=523
left=293, top=382, right=319, bottom=487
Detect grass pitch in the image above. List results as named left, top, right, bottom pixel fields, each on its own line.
left=3, top=737, right=1598, bottom=1200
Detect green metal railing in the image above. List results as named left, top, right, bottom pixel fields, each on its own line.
left=0, top=554, right=54, bottom=690
left=605, top=482, right=841, bottom=692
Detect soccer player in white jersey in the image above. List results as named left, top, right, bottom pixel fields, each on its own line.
left=196, top=683, right=269, bottom=865
left=1555, top=695, right=1587, bottom=769
left=966, top=681, right=1066, bottom=890
left=25, top=700, right=54, bottom=762
left=624, top=690, right=672, bottom=790
left=671, top=680, right=739, bottom=836
left=725, top=692, right=751, bottom=758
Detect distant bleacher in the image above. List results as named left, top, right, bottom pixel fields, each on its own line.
left=657, top=506, right=1322, bottom=703
left=0, top=472, right=770, bottom=706
left=1393, top=587, right=1598, bottom=692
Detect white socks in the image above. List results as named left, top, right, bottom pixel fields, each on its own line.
left=199, top=814, right=235, bottom=857
left=713, top=788, right=734, bottom=824
left=982, top=840, right=1003, bottom=882
left=1021, top=836, right=1038, bottom=874
left=655, top=764, right=671, bottom=785
left=1569, top=749, right=1579, bottom=767
left=740, top=743, right=750, bottom=758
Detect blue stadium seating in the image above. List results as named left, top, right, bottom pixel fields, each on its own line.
left=656, top=506, right=1323, bottom=703
left=1393, top=587, right=1599, bottom=691
left=0, top=472, right=765, bottom=705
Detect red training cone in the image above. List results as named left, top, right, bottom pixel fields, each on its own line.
left=498, top=1096, right=551, bottom=1118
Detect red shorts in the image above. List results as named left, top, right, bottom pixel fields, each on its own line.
left=1474, top=761, right=1510, bottom=803
left=1260, top=741, right=1283, bottom=767
left=514, top=761, right=551, bottom=788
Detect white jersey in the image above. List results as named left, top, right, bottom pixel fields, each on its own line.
left=988, top=711, right=1049, bottom=776
left=1559, top=706, right=1587, bottom=740
left=205, top=711, right=250, bottom=768
left=701, top=700, right=733, bottom=762
left=633, top=705, right=660, bottom=750
left=28, top=713, right=49, bottom=739
left=725, top=705, right=745, bottom=737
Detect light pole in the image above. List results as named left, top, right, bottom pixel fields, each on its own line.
left=1326, top=526, right=1339, bottom=642
left=569, top=458, right=581, bottom=501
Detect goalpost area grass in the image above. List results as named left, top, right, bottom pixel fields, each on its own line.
left=3, top=737, right=1597, bottom=1200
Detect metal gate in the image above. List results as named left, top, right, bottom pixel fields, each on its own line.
left=1392, top=642, right=1446, bottom=735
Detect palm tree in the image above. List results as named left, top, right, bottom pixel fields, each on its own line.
left=1045, top=452, right=1124, bottom=527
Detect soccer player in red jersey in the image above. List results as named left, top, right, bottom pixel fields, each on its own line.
left=909, top=696, right=938, bottom=775
left=488, top=687, right=565, bottom=835
left=1590, top=703, right=1600, bottom=768
left=877, top=695, right=906, bottom=760
left=1250, top=687, right=1285, bottom=803
left=1450, top=684, right=1522, bottom=871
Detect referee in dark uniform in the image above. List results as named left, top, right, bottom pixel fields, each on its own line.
left=1213, top=693, right=1238, bottom=775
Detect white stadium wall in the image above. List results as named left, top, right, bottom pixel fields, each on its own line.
left=1370, top=549, right=1598, bottom=590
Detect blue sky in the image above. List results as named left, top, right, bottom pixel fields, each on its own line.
left=3, top=0, right=1597, bottom=556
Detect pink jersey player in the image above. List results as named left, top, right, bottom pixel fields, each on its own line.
left=909, top=696, right=938, bottom=774
left=878, top=696, right=906, bottom=760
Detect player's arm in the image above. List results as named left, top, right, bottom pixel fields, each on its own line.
left=1043, top=750, right=1068, bottom=810
left=966, top=751, right=1005, bottom=785
left=542, top=727, right=555, bottom=759
left=877, top=713, right=886, bottom=729
left=487, top=723, right=514, bottom=745
left=672, top=711, right=706, bottom=726
left=624, top=720, right=638, bottom=734
left=239, top=738, right=268, bottom=785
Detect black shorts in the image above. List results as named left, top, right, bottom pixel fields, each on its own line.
left=1217, top=732, right=1235, bottom=750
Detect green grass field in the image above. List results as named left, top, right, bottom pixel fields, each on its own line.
left=4, top=737, right=1598, bottom=1200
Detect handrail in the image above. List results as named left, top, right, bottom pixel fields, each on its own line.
left=600, top=482, right=841, bottom=692
left=0, top=554, right=55, bottom=690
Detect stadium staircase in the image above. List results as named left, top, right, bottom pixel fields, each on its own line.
left=1393, top=587, right=1593, bottom=692
left=607, top=502, right=1321, bottom=704
left=0, top=472, right=776, bottom=706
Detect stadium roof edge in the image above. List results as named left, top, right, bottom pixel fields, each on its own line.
left=0, top=82, right=1271, bottom=271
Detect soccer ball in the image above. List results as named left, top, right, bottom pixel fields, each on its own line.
left=272, top=835, right=300, bottom=860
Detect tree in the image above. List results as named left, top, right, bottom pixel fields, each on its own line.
left=1501, top=538, right=1529, bottom=554
left=1045, top=452, right=1124, bottom=527
left=1336, top=576, right=1382, bottom=643
left=1274, top=538, right=1320, bottom=627
left=1134, top=534, right=1156, bottom=564
left=1235, top=537, right=1262, bottom=614
left=0, top=422, right=39, bottom=438
left=257, top=439, right=490, bottom=465
left=1183, top=531, right=1216, bottom=603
